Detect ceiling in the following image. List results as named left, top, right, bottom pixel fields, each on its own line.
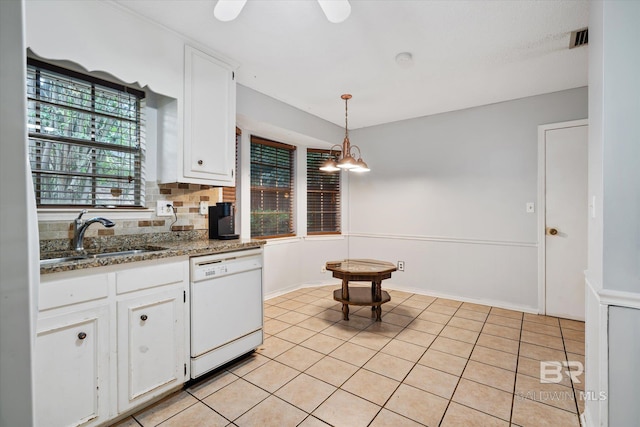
left=114, top=0, right=589, bottom=129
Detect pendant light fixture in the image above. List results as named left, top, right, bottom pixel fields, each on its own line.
left=214, top=0, right=351, bottom=24
left=320, top=94, right=370, bottom=173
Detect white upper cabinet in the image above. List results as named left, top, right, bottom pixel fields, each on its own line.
left=182, top=45, right=236, bottom=185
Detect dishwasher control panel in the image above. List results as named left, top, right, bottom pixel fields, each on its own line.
left=202, top=264, right=228, bottom=278
left=190, top=248, right=263, bottom=282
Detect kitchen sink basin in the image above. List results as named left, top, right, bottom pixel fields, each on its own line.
left=40, top=246, right=168, bottom=266
left=40, top=256, right=90, bottom=266
left=86, top=248, right=164, bottom=258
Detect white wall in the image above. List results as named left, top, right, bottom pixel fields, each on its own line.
left=347, top=88, right=588, bottom=310
left=586, top=1, right=640, bottom=426
left=237, top=84, right=343, bottom=148
left=600, top=2, right=640, bottom=294
left=0, top=0, right=37, bottom=425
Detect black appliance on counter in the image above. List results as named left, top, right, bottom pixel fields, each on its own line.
left=208, top=202, right=239, bottom=240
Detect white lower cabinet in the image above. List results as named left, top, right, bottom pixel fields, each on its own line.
left=36, top=258, right=189, bottom=427
left=117, top=288, right=185, bottom=412
left=35, top=305, right=109, bottom=427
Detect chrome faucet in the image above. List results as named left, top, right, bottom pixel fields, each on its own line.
left=73, top=209, right=116, bottom=251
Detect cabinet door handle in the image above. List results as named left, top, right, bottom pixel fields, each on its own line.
left=197, top=160, right=203, bottom=166
left=140, top=314, right=148, bottom=321
left=77, top=332, right=87, bottom=340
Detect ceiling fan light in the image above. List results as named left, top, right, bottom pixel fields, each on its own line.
left=319, top=158, right=340, bottom=172
left=317, top=0, right=351, bottom=23
left=214, top=0, right=247, bottom=22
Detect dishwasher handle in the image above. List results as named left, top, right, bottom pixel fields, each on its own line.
left=196, top=259, right=227, bottom=267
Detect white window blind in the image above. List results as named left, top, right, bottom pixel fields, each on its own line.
left=27, top=58, right=145, bottom=207
left=307, top=149, right=341, bottom=234
left=250, top=136, right=295, bottom=238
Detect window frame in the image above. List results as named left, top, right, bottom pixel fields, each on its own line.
left=250, top=135, right=296, bottom=239
left=27, top=58, right=146, bottom=208
left=306, top=148, right=342, bottom=235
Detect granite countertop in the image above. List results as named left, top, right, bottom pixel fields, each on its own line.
left=40, top=237, right=265, bottom=275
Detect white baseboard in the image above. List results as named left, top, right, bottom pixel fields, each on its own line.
left=264, top=279, right=339, bottom=301
left=382, top=282, right=540, bottom=314
left=266, top=280, right=539, bottom=314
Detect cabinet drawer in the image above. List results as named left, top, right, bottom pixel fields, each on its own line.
left=116, top=260, right=186, bottom=294
left=40, top=272, right=109, bottom=311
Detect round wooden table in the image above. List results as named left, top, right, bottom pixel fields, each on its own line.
left=325, top=259, right=397, bottom=322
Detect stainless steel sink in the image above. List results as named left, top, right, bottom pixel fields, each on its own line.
left=40, top=256, right=89, bottom=266
left=86, top=248, right=161, bottom=259
left=40, top=246, right=167, bottom=266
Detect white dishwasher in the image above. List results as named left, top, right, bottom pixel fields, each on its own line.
left=190, top=248, right=263, bottom=378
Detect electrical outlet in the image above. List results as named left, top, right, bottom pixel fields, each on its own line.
left=398, top=261, right=405, bottom=271
left=156, top=200, right=174, bottom=217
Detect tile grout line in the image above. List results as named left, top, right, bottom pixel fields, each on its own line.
left=559, top=322, right=583, bottom=419
left=508, top=312, right=525, bottom=425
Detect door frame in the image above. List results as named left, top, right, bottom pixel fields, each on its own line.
left=537, top=119, right=588, bottom=315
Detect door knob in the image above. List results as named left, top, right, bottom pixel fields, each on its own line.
left=140, top=314, right=148, bottom=321
left=77, top=332, right=87, bottom=340
left=548, top=228, right=559, bottom=235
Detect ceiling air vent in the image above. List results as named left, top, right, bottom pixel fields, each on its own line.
left=570, top=28, right=588, bottom=49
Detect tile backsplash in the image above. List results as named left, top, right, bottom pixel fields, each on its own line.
left=37, top=181, right=226, bottom=241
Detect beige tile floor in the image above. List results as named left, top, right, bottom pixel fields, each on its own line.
left=114, top=285, right=586, bottom=427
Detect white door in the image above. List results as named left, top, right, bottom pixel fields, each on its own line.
left=543, top=122, right=588, bottom=320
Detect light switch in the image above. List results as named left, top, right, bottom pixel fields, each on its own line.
left=199, top=201, right=208, bottom=215
left=526, top=202, right=535, bottom=213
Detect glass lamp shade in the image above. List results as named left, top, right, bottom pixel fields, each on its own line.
left=319, top=158, right=340, bottom=172
left=337, top=155, right=358, bottom=169
left=351, top=158, right=370, bottom=172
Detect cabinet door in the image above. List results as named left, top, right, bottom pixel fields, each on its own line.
left=184, top=45, right=236, bottom=184
left=117, top=288, right=184, bottom=412
left=35, top=306, right=109, bottom=427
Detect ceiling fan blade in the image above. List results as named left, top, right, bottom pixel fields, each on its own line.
left=317, top=0, right=351, bottom=24
left=214, top=0, right=247, bottom=22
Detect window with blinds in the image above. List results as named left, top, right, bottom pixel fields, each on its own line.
left=307, top=149, right=341, bottom=234
left=27, top=58, right=145, bottom=207
left=250, top=136, right=295, bottom=238
left=221, top=128, right=240, bottom=204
